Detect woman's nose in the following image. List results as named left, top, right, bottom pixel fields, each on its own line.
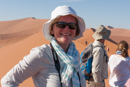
left=63, top=25, right=70, bottom=31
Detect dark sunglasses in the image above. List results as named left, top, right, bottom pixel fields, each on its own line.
left=54, top=22, right=77, bottom=30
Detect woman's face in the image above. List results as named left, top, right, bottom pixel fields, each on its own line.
left=51, top=15, right=77, bottom=46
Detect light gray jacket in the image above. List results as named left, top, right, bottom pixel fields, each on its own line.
left=92, top=40, right=108, bottom=87
left=1, top=44, right=86, bottom=87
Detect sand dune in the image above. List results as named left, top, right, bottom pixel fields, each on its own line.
left=0, top=18, right=130, bottom=87
left=109, top=28, right=130, bottom=48
left=0, top=18, right=49, bottom=48
left=109, top=28, right=130, bottom=37
left=0, top=17, right=49, bottom=34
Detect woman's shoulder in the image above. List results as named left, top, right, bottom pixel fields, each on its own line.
left=109, top=54, right=122, bottom=62
left=32, top=44, right=50, bottom=51
left=110, top=54, right=116, bottom=57
left=110, top=54, right=125, bottom=58
left=109, top=54, right=116, bottom=60
left=30, top=44, right=51, bottom=57
left=109, top=54, right=130, bottom=62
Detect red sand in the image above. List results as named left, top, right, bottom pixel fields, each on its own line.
left=0, top=18, right=130, bottom=87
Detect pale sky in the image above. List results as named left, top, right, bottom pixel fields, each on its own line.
left=0, top=0, right=130, bottom=29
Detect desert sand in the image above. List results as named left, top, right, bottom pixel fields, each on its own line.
left=0, top=17, right=130, bottom=87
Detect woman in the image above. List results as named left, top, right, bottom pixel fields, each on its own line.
left=108, top=40, right=130, bottom=87
left=1, top=5, right=86, bottom=87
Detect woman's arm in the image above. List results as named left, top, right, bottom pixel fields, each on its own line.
left=1, top=47, right=42, bottom=87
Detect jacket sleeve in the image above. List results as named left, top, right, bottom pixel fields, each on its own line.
left=1, top=47, right=42, bottom=87
left=92, top=47, right=104, bottom=87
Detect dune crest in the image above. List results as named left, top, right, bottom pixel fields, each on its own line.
left=0, top=18, right=49, bottom=48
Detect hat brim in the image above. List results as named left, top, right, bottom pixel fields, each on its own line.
left=92, top=29, right=111, bottom=40
left=43, top=14, right=85, bottom=41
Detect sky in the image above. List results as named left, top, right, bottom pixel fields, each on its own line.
left=0, top=0, right=130, bottom=29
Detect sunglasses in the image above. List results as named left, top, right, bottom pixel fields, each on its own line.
left=54, top=22, right=77, bottom=30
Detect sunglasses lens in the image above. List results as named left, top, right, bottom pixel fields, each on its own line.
left=56, top=22, right=67, bottom=28
left=55, top=22, right=77, bottom=30
left=68, top=23, right=77, bottom=30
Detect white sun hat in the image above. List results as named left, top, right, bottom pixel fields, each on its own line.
left=43, top=5, right=86, bottom=41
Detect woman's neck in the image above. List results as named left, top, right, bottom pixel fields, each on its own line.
left=61, top=44, right=69, bottom=53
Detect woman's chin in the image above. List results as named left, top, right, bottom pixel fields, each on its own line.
left=59, top=39, right=71, bottom=45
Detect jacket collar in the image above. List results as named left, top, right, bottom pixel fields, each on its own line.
left=93, top=40, right=105, bottom=48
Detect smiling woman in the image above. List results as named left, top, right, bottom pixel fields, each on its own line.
left=50, top=15, right=77, bottom=52
left=1, top=5, right=86, bottom=87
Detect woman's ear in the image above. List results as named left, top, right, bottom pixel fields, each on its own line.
left=50, top=29, right=54, bottom=34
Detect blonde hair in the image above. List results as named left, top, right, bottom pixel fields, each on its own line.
left=50, top=16, right=80, bottom=37
left=116, top=40, right=129, bottom=57
left=50, top=18, right=60, bottom=36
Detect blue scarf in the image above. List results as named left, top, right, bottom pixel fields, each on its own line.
left=51, top=39, right=80, bottom=87
left=116, top=50, right=122, bottom=55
